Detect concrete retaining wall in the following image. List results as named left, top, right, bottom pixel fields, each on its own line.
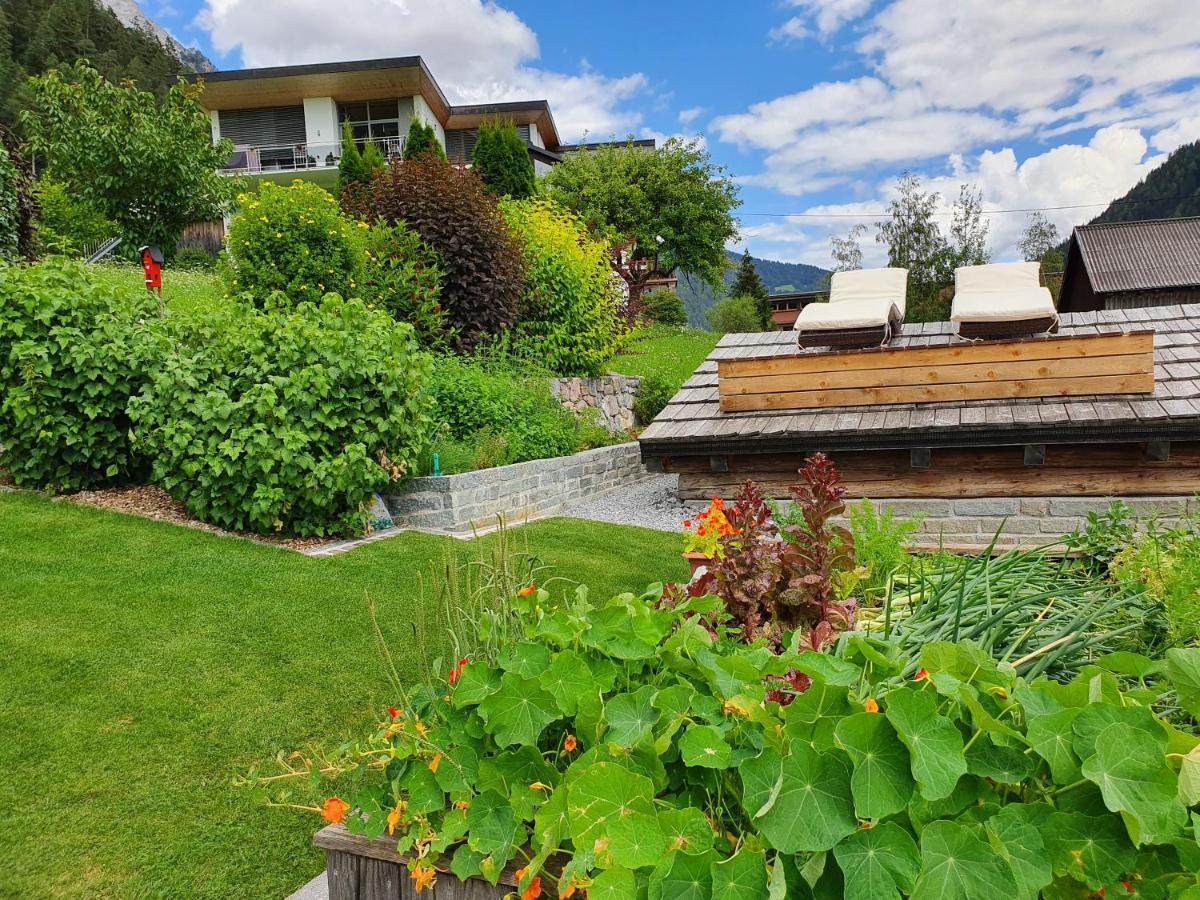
left=385, top=442, right=650, bottom=534
left=550, top=375, right=641, bottom=434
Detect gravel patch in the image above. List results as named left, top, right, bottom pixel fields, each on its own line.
left=560, top=474, right=688, bottom=533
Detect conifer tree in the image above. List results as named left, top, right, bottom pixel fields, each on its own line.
left=729, top=249, right=771, bottom=329
left=472, top=121, right=535, bottom=199
left=336, top=119, right=368, bottom=194
left=361, top=138, right=386, bottom=177
left=403, top=117, right=445, bottom=160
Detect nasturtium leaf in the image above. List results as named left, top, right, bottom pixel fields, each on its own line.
left=450, top=843, right=484, bottom=881
left=920, top=640, right=1015, bottom=694
left=533, top=609, right=578, bottom=646
left=1080, top=723, right=1187, bottom=846
left=832, top=821, right=921, bottom=900
left=476, top=673, right=561, bottom=748
left=711, top=847, right=769, bottom=900
left=1013, top=682, right=1066, bottom=720
left=767, top=854, right=787, bottom=900
left=1044, top=811, right=1137, bottom=889
left=965, top=737, right=1036, bottom=784
left=911, top=820, right=1018, bottom=900
left=582, top=603, right=667, bottom=660
left=432, top=743, right=478, bottom=794
left=1027, top=708, right=1083, bottom=783
left=1071, top=702, right=1162, bottom=762
left=1179, top=745, right=1200, bottom=806
left=755, top=745, right=857, bottom=853
left=477, top=746, right=556, bottom=800
left=532, top=785, right=569, bottom=852
left=793, top=650, right=864, bottom=687
left=785, top=680, right=852, bottom=752
left=679, top=724, right=733, bottom=769
left=451, top=662, right=500, bottom=708
left=660, top=807, right=715, bottom=855
left=466, top=790, right=516, bottom=856
left=740, top=747, right=784, bottom=818
left=884, top=686, right=967, bottom=801
left=401, top=763, right=444, bottom=816
left=1096, top=651, right=1164, bottom=679
left=834, top=712, right=915, bottom=821
left=539, top=648, right=598, bottom=716
left=984, top=804, right=1053, bottom=900
left=567, top=762, right=667, bottom=869
left=1167, top=648, right=1200, bottom=716
left=655, top=682, right=697, bottom=718
left=498, top=641, right=551, bottom=678
left=589, top=866, right=640, bottom=900
left=648, top=849, right=716, bottom=900
left=604, top=685, right=661, bottom=748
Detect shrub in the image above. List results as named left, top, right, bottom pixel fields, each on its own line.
left=343, top=158, right=524, bottom=350
left=129, top=296, right=432, bottom=537
left=403, top=117, right=446, bottom=161
left=0, top=258, right=160, bottom=490
left=171, top=247, right=217, bottom=270
left=256, top=579, right=1200, bottom=900
left=359, top=221, right=447, bottom=349
left=472, top=121, right=535, bottom=200
left=0, top=127, right=36, bottom=260
left=632, top=372, right=673, bottom=425
left=500, top=198, right=623, bottom=376
left=640, top=287, right=687, bottom=327
left=336, top=119, right=369, bottom=195
left=706, top=294, right=762, bottom=333
left=224, top=180, right=363, bottom=307
left=32, top=178, right=116, bottom=257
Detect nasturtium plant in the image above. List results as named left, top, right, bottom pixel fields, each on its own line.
left=262, top=586, right=1200, bottom=898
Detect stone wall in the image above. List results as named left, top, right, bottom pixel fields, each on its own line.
left=385, top=442, right=650, bottom=535
left=549, top=375, right=641, bottom=434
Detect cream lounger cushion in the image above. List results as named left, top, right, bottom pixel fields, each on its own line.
left=830, top=267, right=909, bottom=317
left=954, top=261, right=1042, bottom=293
left=951, top=287, right=1058, bottom=323
left=796, top=297, right=902, bottom=331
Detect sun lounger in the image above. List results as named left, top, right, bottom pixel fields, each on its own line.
left=951, top=262, right=1058, bottom=339
left=795, top=267, right=908, bottom=349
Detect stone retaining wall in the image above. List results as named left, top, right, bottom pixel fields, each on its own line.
left=549, top=375, right=641, bottom=433
left=385, top=442, right=650, bottom=534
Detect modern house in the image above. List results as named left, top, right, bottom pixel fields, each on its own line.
left=185, top=56, right=604, bottom=186
left=1059, top=217, right=1200, bottom=312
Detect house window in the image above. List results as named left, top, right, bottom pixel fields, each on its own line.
left=337, top=100, right=403, bottom=148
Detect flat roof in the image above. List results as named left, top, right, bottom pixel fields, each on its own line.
left=640, top=303, right=1200, bottom=456
left=559, top=139, right=656, bottom=152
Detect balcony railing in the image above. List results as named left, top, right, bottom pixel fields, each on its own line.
left=220, top=136, right=406, bottom=175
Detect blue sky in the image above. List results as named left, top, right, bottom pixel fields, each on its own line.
left=153, top=0, right=1200, bottom=268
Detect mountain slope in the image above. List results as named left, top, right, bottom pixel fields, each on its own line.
left=98, top=0, right=216, bottom=73
left=1088, top=141, right=1200, bottom=225
left=677, top=251, right=830, bottom=328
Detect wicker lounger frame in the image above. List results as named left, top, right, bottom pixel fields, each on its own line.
left=956, top=316, right=1059, bottom=340
left=796, top=319, right=903, bottom=350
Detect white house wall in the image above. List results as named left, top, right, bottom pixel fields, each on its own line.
left=412, top=95, right=446, bottom=148
left=302, top=97, right=339, bottom=149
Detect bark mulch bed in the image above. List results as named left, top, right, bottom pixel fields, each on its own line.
left=60, top=485, right=329, bottom=552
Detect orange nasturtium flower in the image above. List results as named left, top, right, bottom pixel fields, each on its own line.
left=913, top=668, right=930, bottom=682
left=518, top=584, right=537, bottom=597
left=864, top=697, right=880, bottom=714
left=428, top=753, right=442, bottom=774
left=522, top=875, right=543, bottom=900
left=386, top=803, right=404, bottom=836
left=559, top=876, right=579, bottom=898
left=410, top=863, right=437, bottom=893
left=563, top=734, right=578, bottom=753
left=320, top=797, right=350, bottom=825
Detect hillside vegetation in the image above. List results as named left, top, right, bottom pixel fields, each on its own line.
left=678, top=250, right=829, bottom=328
left=1089, top=140, right=1200, bottom=224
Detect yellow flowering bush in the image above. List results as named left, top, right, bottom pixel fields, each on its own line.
left=224, top=181, right=362, bottom=307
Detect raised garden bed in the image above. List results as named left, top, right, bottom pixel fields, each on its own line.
left=314, top=824, right=516, bottom=899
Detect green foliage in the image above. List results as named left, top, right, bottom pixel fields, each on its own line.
left=128, top=296, right=433, bottom=537
left=472, top=121, right=535, bottom=200
left=403, top=116, right=446, bottom=161
left=640, top=288, right=688, bottom=327
left=545, top=138, right=741, bottom=293
left=32, top=177, right=115, bottom=255
left=1109, top=515, right=1200, bottom=647
left=20, top=62, right=236, bottom=255
left=0, top=126, right=35, bottom=259
left=847, top=500, right=923, bottom=601
left=0, top=257, right=160, bottom=490
left=260, top=578, right=1200, bottom=898
left=361, top=140, right=387, bottom=178
left=500, top=197, right=623, bottom=377
left=171, top=246, right=216, bottom=270
left=0, top=137, right=20, bottom=258
left=425, top=355, right=610, bottom=472
left=359, top=220, right=447, bottom=350
left=608, top=324, right=720, bottom=387
left=1091, top=140, right=1200, bottom=224
left=1069, top=500, right=1137, bottom=576
left=706, top=294, right=763, bottom=333
left=336, top=119, right=369, bottom=195
left=729, top=250, right=771, bottom=329
left=633, top=373, right=674, bottom=425
left=342, top=157, right=524, bottom=350
left=224, top=180, right=363, bottom=307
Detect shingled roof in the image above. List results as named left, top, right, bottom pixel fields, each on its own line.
left=1071, top=217, right=1200, bottom=294
left=639, top=304, right=1200, bottom=457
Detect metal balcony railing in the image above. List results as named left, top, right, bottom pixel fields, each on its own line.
left=219, top=136, right=406, bottom=175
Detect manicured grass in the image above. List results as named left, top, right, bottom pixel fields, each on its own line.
left=0, top=492, right=687, bottom=898
left=610, top=325, right=720, bottom=387
left=90, top=263, right=227, bottom=317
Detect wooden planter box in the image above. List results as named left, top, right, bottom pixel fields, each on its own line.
left=314, top=824, right=517, bottom=899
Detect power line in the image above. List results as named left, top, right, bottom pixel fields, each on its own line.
left=738, top=193, right=1193, bottom=219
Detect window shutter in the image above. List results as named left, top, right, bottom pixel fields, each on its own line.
left=219, top=106, right=306, bottom=147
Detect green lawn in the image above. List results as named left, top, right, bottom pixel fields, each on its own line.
left=0, top=492, right=687, bottom=898
left=90, top=263, right=226, bottom=317
left=610, top=325, right=720, bottom=387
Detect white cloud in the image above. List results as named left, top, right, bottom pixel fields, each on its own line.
left=678, top=106, right=707, bottom=126
left=775, top=0, right=874, bottom=39
left=196, top=0, right=647, bottom=141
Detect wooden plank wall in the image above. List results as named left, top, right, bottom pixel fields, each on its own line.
left=717, top=332, right=1155, bottom=412
left=667, top=443, right=1200, bottom=500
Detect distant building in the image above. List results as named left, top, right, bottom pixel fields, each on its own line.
left=1059, top=217, right=1200, bottom=312
left=768, top=290, right=825, bottom=329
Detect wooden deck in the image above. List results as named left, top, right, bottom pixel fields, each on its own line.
left=717, top=332, right=1155, bottom=412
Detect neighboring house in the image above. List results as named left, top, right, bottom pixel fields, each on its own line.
left=768, top=290, right=825, bottom=329
left=185, top=56, right=627, bottom=187
left=1059, top=217, right=1200, bottom=312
